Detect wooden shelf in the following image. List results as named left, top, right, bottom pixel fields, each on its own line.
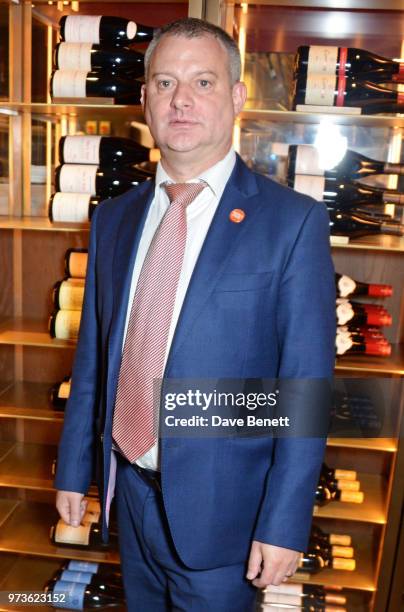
left=0, top=500, right=120, bottom=564
left=0, top=216, right=90, bottom=232
left=335, top=344, right=404, bottom=376
left=327, top=438, right=397, bottom=452
left=0, top=443, right=56, bottom=491
left=0, top=319, right=76, bottom=348
left=0, top=382, right=64, bottom=422
left=331, top=234, right=404, bottom=253
left=0, top=102, right=143, bottom=120
left=241, top=108, right=404, bottom=128
left=314, top=474, right=386, bottom=524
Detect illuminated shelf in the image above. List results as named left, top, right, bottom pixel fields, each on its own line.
left=0, top=216, right=90, bottom=232
left=0, top=382, right=64, bottom=421
left=335, top=344, right=404, bottom=376
left=314, top=474, right=386, bottom=524
left=327, top=437, right=397, bottom=452
left=0, top=443, right=57, bottom=491
left=0, top=319, right=76, bottom=349
left=0, top=501, right=120, bottom=564
left=0, top=102, right=143, bottom=120
left=240, top=108, right=404, bottom=128
left=331, top=234, right=404, bottom=253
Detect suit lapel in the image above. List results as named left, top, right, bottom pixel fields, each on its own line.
left=164, top=155, right=261, bottom=373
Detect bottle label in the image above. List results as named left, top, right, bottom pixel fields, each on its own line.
left=304, top=74, right=336, bottom=106
left=382, top=191, right=404, bottom=204
left=263, top=593, right=301, bottom=606
left=63, top=136, right=102, bottom=164
left=337, top=274, right=356, bottom=298
left=52, top=580, right=86, bottom=610
left=329, top=533, right=351, bottom=546
left=336, top=302, right=354, bottom=325
left=337, top=478, right=360, bottom=491
left=54, top=310, right=82, bottom=339
left=336, top=47, right=348, bottom=107
left=57, top=43, right=93, bottom=71
left=384, top=163, right=404, bottom=175
left=340, top=490, right=364, bottom=503
left=307, top=46, right=338, bottom=74
left=336, top=334, right=353, bottom=355
left=67, top=560, right=99, bottom=573
left=398, top=91, right=404, bottom=104
left=52, top=70, right=87, bottom=98
left=126, top=22, right=137, bottom=39
left=68, top=252, right=88, bottom=278
left=295, top=145, right=323, bottom=176
left=83, top=510, right=101, bottom=523
left=54, top=520, right=91, bottom=545
left=293, top=175, right=325, bottom=201
left=58, top=282, right=85, bottom=310
left=58, top=380, right=71, bottom=399
left=264, top=584, right=303, bottom=596
left=332, top=558, right=356, bottom=571
left=86, top=499, right=101, bottom=513
left=60, top=570, right=93, bottom=584
left=335, top=468, right=356, bottom=480
left=59, top=165, right=98, bottom=193
left=52, top=193, right=91, bottom=223
left=331, top=545, right=354, bottom=558
left=64, top=15, right=102, bottom=44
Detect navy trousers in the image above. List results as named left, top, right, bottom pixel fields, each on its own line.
left=114, top=454, right=258, bottom=611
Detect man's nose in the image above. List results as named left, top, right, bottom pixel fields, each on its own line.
left=170, top=83, right=193, bottom=109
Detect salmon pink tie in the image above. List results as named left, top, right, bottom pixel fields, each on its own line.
left=112, top=182, right=205, bottom=463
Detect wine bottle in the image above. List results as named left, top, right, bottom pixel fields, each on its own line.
left=308, top=540, right=354, bottom=560
left=310, top=524, right=351, bottom=547
left=294, top=46, right=404, bottom=84
left=54, top=164, right=150, bottom=198
left=336, top=334, right=391, bottom=356
left=50, top=569, right=124, bottom=595
left=336, top=273, right=392, bottom=298
left=321, top=462, right=357, bottom=482
left=290, top=174, right=404, bottom=208
left=59, top=135, right=160, bottom=167
left=53, top=278, right=85, bottom=311
left=264, top=583, right=347, bottom=606
left=49, top=193, right=100, bottom=223
left=44, top=579, right=122, bottom=609
left=63, top=560, right=123, bottom=586
left=287, top=145, right=404, bottom=181
left=336, top=300, right=392, bottom=327
left=50, top=520, right=118, bottom=549
left=263, top=590, right=347, bottom=610
left=50, top=376, right=71, bottom=409
left=292, top=75, right=404, bottom=114
left=328, top=209, right=403, bottom=238
left=315, top=482, right=364, bottom=505
left=49, top=310, right=82, bottom=340
left=65, top=248, right=88, bottom=279
left=51, top=70, right=142, bottom=105
left=59, top=15, right=154, bottom=45
left=54, top=43, right=144, bottom=77
left=298, top=550, right=356, bottom=573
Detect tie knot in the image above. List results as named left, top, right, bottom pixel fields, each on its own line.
left=164, top=182, right=205, bottom=207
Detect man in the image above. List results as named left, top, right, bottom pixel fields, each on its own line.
left=54, top=17, right=335, bottom=611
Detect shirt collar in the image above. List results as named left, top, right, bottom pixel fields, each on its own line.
left=155, top=147, right=236, bottom=198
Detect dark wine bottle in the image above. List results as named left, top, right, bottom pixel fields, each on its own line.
left=291, top=174, right=404, bottom=208
left=59, top=135, right=160, bottom=166
left=263, top=589, right=348, bottom=610
left=311, top=524, right=351, bottom=547
left=298, top=550, right=356, bottom=573
left=50, top=520, right=118, bottom=550
left=292, top=75, right=404, bottom=114
left=336, top=334, right=391, bottom=357
left=264, top=582, right=347, bottom=606
left=62, top=560, right=123, bottom=587
left=321, top=462, right=356, bottom=482
left=50, top=70, right=142, bottom=104
left=49, top=193, right=100, bottom=223
left=54, top=43, right=144, bottom=77
left=294, top=46, right=404, bottom=84
left=328, top=209, right=403, bottom=238
left=65, top=248, right=88, bottom=279
left=336, top=300, right=392, bottom=327
left=287, top=145, right=404, bottom=181
left=336, top=273, right=392, bottom=298
left=50, top=375, right=71, bottom=409
left=51, top=569, right=124, bottom=595
left=307, top=539, right=354, bottom=561
left=54, top=164, right=150, bottom=198
left=59, top=15, right=154, bottom=45
left=44, top=578, right=122, bottom=609
left=49, top=310, right=82, bottom=340
left=53, top=278, right=85, bottom=311
left=315, top=482, right=364, bottom=505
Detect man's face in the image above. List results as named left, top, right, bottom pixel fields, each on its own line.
left=142, top=34, right=246, bottom=162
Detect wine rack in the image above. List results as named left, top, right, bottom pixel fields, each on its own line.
left=0, top=1, right=403, bottom=611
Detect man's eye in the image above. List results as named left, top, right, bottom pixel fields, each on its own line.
left=198, top=79, right=211, bottom=88
left=158, top=80, right=172, bottom=89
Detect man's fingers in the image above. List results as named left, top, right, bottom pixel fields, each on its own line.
left=246, top=542, right=263, bottom=580
left=56, top=491, right=84, bottom=527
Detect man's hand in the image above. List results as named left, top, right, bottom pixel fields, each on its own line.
left=246, top=540, right=301, bottom=587
left=56, top=490, right=87, bottom=527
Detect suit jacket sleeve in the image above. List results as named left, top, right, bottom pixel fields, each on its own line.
left=253, top=201, right=336, bottom=552
left=53, top=205, right=101, bottom=494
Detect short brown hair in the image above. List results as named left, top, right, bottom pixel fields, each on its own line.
left=144, top=17, right=241, bottom=85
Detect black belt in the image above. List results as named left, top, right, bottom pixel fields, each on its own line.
left=132, top=463, right=162, bottom=493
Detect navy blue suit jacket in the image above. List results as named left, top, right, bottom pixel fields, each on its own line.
left=54, top=154, right=336, bottom=570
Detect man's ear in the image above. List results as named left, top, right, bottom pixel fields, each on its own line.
left=140, top=83, right=146, bottom=108
left=232, top=81, right=247, bottom=116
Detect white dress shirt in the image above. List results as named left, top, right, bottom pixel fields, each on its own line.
left=113, top=146, right=236, bottom=470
